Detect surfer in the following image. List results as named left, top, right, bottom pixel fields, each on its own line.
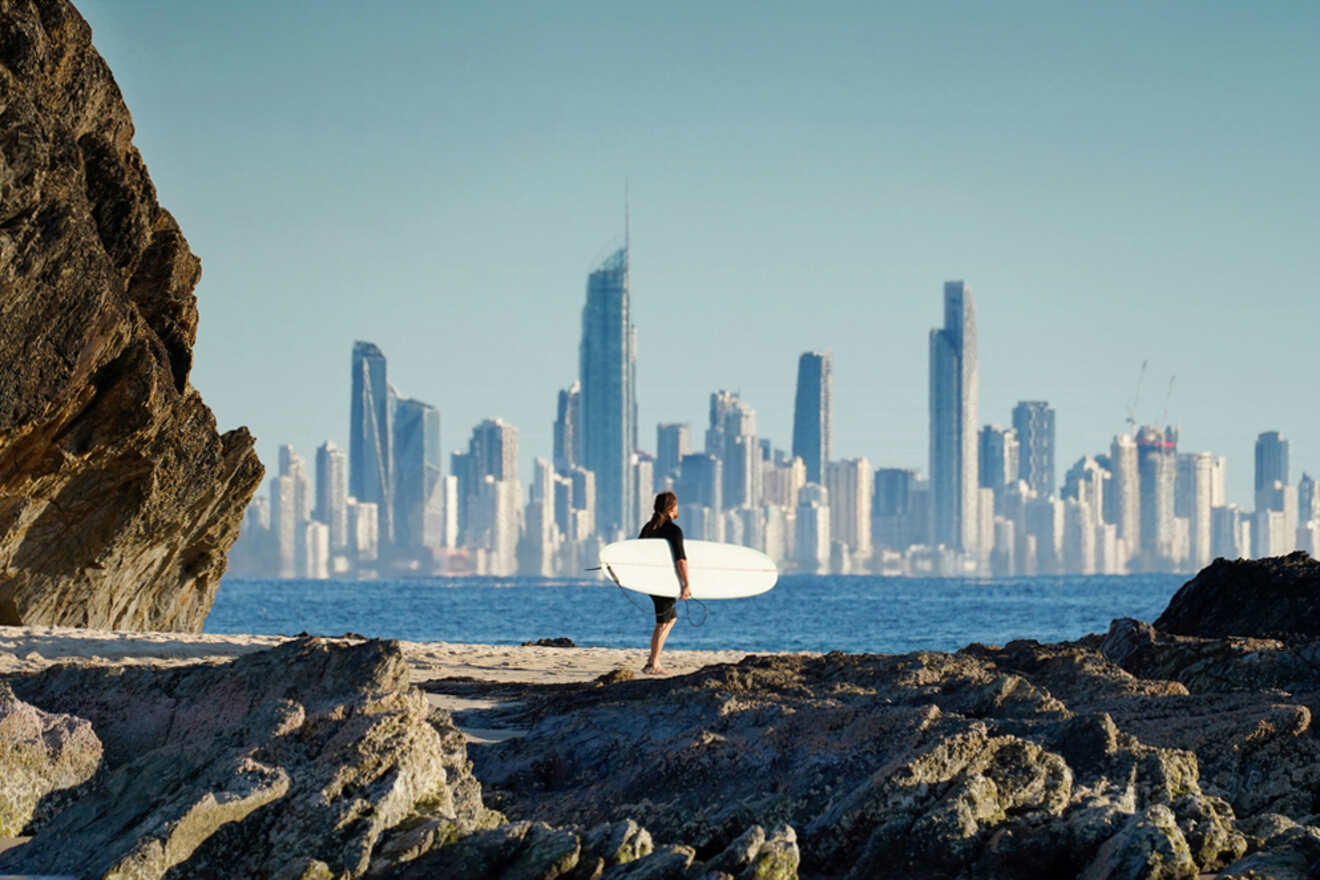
left=638, top=491, right=691, bottom=674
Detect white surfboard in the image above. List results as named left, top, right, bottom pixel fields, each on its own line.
left=598, top=539, right=778, bottom=599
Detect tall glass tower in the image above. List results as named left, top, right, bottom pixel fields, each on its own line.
left=1013, top=401, right=1056, bottom=497
left=578, top=244, right=636, bottom=536
left=349, top=340, right=393, bottom=542
left=393, top=398, right=442, bottom=550
left=1254, top=431, right=1289, bottom=495
left=791, top=352, right=832, bottom=485
left=929, top=281, right=979, bottom=552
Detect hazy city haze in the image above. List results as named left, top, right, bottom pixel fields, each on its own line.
left=77, top=1, right=1320, bottom=508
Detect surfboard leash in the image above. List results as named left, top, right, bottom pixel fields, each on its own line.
left=593, top=564, right=708, bottom=628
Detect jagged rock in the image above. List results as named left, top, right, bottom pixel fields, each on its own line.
left=0, top=0, right=262, bottom=630
left=0, top=638, right=497, bottom=879
left=1078, top=804, right=1197, bottom=880
left=1219, top=824, right=1320, bottom=880
left=383, top=817, right=787, bottom=880
left=601, top=845, right=696, bottom=880
left=1102, top=617, right=1320, bottom=693
left=465, top=650, right=1230, bottom=878
left=1170, top=793, right=1247, bottom=871
left=713, top=824, right=798, bottom=880
left=0, top=680, right=101, bottom=835
left=390, top=820, right=619, bottom=880
left=1155, top=552, right=1320, bottom=640
left=573, top=819, right=655, bottom=878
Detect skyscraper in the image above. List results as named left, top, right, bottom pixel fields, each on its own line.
left=1012, top=401, right=1056, bottom=498
left=791, top=352, right=832, bottom=485
left=578, top=244, right=636, bottom=537
left=278, top=445, right=312, bottom=524
left=1110, top=434, right=1140, bottom=561
left=978, top=425, right=1019, bottom=510
left=270, top=474, right=296, bottom=579
left=314, top=441, right=348, bottom=550
left=349, top=341, right=393, bottom=542
left=454, top=418, right=518, bottom=547
left=1300, top=473, right=1319, bottom=528
left=1136, top=426, right=1177, bottom=566
left=520, top=457, right=558, bottom=576
left=929, top=281, right=979, bottom=552
left=707, top=390, right=759, bottom=509
left=393, top=398, right=443, bottom=551
left=553, top=382, right=580, bottom=473
left=1255, top=431, right=1289, bottom=505
left=1175, top=451, right=1213, bottom=570
left=678, top=453, right=722, bottom=512
left=656, top=423, right=691, bottom=489
left=826, top=458, right=872, bottom=560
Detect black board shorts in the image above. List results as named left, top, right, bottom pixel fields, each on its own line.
left=651, top=594, right=677, bottom=624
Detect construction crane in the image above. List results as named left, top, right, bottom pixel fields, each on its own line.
left=1160, top=374, right=1176, bottom=427
left=1124, top=360, right=1148, bottom=433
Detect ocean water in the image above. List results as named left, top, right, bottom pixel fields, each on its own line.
left=204, top=573, right=1187, bottom=655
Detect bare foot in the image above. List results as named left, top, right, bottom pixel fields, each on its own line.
left=641, top=664, right=670, bottom=675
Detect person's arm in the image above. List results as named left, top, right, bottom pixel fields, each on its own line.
left=675, top=558, right=691, bottom=600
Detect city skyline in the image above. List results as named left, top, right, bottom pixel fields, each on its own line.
left=73, top=2, right=1320, bottom=512
left=232, top=278, right=1319, bottom=580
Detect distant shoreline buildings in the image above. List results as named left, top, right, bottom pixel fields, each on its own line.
left=229, top=251, right=1320, bottom=580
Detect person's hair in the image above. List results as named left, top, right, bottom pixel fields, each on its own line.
left=641, top=491, right=678, bottom=538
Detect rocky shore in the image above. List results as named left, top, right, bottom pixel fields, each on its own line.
left=0, top=553, right=1318, bottom=878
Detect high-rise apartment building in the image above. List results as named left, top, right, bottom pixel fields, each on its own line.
left=929, top=281, right=979, bottom=552
left=1175, top=452, right=1214, bottom=571
left=349, top=341, right=393, bottom=542
left=656, top=423, right=691, bottom=491
left=1300, top=473, right=1319, bottom=528
left=455, top=418, right=518, bottom=546
left=1012, top=401, right=1056, bottom=498
left=791, top=352, right=832, bottom=485
left=270, top=475, right=296, bottom=579
left=707, top=391, right=759, bottom=509
left=1255, top=431, right=1289, bottom=497
left=632, top=453, right=655, bottom=531
left=1110, top=434, right=1139, bottom=561
left=553, top=382, right=580, bottom=473
left=1063, top=456, right=1106, bottom=517
left=1136, top=426, right=1177, bottom=566
left=1209, top=456, right=1228, bottom=508
left=762, top=455, right=806, bottom=510
left=678, top=453, right=722, bottom=512
left=520, top=457, right=558, bottom=576
left=578, top=245, right=637, bottom=537
left=872, top=468, right=920, bottom=551
left=795, top=483, right=830, bottom=573
left=314, top=441, right=348, bottom=550
left=393, top=398, right=443, bottom=551
left=278, top=445, right=312, bottom=523
left=978, top=426, right=1019, bottom=510
left=826, top=458, right=872, bottom=560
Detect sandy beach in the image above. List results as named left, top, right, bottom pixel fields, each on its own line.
left=0, top=624, right=767, bottom=684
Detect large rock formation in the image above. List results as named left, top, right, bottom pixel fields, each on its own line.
left=1155, top=551, right=1320, bottom=640
left=443, top=607, right=1320, bottom=879
left=0, top=636, right=742, bottom=880
left=0, top=0, right=261, bottom=629
left=0, top=637, right=504, bottom=878
left=8, top=559, right=1320, bottom=877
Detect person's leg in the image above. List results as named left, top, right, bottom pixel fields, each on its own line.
left=646, top=617, right=677, bottom=672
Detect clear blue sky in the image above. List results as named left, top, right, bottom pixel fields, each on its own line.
left=77, top=1, right=1318, bottom=508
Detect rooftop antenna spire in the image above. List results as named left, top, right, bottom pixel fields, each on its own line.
left=624, top=178, right=630, bottom=259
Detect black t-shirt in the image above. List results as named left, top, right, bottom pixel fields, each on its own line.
left=640, top=519, right=686, bottom=562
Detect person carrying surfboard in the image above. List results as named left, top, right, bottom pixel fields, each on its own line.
left=638, top=491, right=691, bottom=674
